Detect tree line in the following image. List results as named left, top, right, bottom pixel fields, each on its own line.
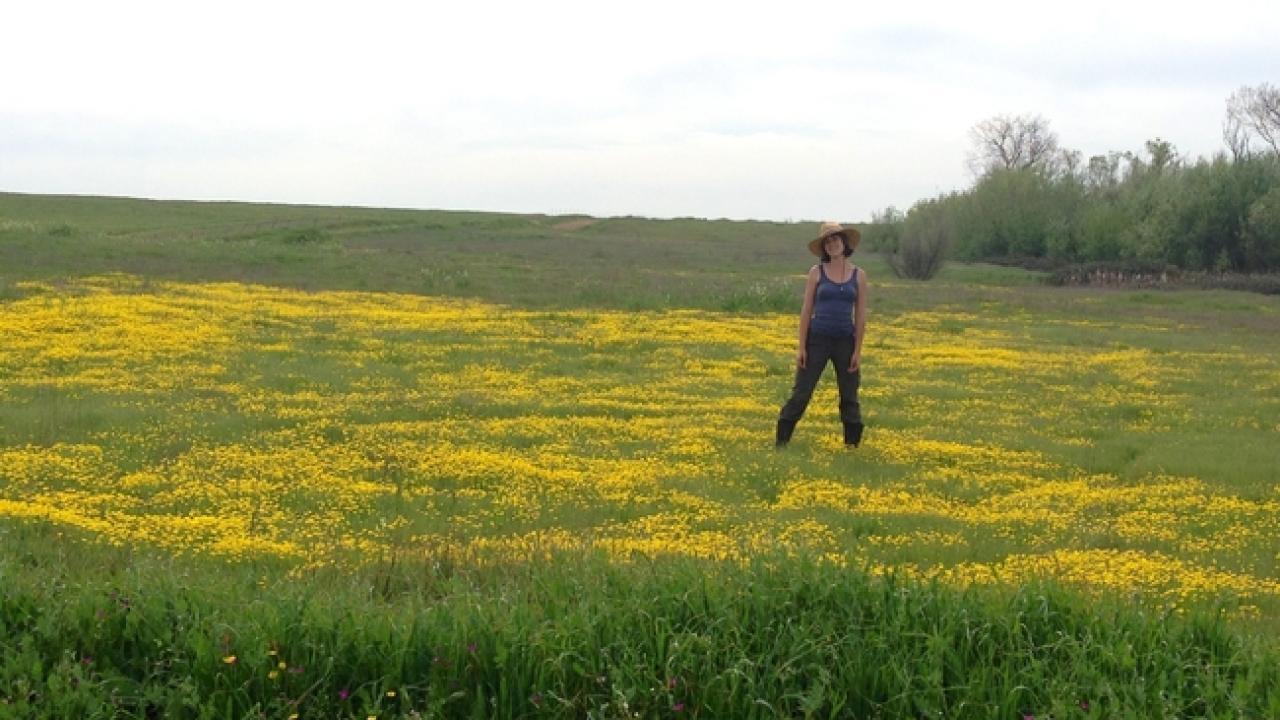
left=872, top=83, right=1280, bottom=281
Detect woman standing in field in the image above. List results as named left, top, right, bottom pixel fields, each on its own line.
left=776, top=222, right=867, bottom=448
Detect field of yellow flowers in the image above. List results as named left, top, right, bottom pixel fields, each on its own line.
left=4, top=272, right=1278, bottom=620
left=5, top=196, right=1280, bottom=717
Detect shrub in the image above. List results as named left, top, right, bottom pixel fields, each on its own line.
left=885, top=199, right=951, bottom=280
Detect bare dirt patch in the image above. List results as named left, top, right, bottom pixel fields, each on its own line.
left=551, top=218, right=598, bottom=232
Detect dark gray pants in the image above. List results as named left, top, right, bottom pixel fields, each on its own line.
left=779, top=333, right=861, bottom=425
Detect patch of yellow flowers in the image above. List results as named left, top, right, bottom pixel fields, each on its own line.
left=2, top=275, right=1278, bottom=613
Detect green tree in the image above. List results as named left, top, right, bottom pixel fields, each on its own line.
left=1169, top=155, right=1276, bottom=270
left=1243, top=185, right=1280, bottom=270
left=1078, top=201, right=1130, bottom=261
left=957, top=168, right=1078, bottom=260
left=940, top=106, right=1280, bottom=273
left=861, top=206, right=905, bottom=253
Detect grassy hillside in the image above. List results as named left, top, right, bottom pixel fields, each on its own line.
left=1, top=191, right=1040, bottom=311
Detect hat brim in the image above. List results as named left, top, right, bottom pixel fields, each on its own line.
left=808, top=228, right=861, bottom=256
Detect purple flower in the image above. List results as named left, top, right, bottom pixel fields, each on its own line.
left=673, top=702, right=685, bottom=712
left=338, top=689, right=351, bottom=701
left=1080, top=700, right=1091, bottom=711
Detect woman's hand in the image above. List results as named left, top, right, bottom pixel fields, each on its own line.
left=848, top=351, right=861, bottom=373
left=796, top=348, right=807, bottom=369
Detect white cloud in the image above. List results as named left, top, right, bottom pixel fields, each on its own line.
left=4, top=0, right=1279, bottom=220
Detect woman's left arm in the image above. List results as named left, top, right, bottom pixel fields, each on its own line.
left=850, top=268, right=868, bottom=372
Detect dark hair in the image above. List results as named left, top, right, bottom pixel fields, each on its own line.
left=820, top=233, right=854, bottom=262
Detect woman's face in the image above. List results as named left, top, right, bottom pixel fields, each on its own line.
left=823, top=234, right=845, bottom=256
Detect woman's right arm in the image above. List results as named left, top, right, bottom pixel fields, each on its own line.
left=796, top=266, right=818, bottom=368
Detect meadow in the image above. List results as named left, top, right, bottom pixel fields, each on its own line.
left=2, top=192, right=1279, bottom=718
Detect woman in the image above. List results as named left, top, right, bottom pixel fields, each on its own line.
left=776, top=221, right=867, bottom=448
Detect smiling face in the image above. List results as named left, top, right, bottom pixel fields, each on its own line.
left=823, top=233, right=847, bottom=257
left=809, top=223, right=858, bottom=258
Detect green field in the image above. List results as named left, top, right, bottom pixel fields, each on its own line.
left=2, top=192, right=1279, bottom=718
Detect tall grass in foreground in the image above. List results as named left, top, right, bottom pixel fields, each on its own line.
left=3, top=527, right=1278, bottom=719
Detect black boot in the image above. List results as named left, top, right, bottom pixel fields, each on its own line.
left=775, top=418, right=797, bottom=448
left=843, top=422, right=864, bottom=447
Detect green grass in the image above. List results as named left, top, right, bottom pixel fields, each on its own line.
left=4, top=523, right=1278, bottom=720
left=1, top=192, right=910, bottom=314
left=3, top=192, right=1280, bottom=717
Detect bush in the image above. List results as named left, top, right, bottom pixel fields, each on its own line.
left=885, top=199, right=951, bottom=280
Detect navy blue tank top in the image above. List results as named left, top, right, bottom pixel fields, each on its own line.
left=810, top=264, right=857, bottom=337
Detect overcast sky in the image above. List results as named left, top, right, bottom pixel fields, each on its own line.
left=3, top=0, right=1278, bottom=221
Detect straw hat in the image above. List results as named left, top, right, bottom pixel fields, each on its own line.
left=808, top=221, right=861, bottom=257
